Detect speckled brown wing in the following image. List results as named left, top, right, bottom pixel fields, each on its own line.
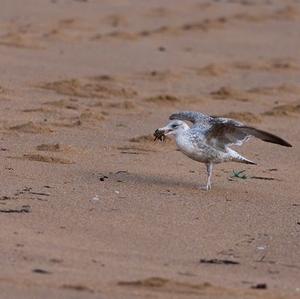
left=206, top=120, right=292, bottom=149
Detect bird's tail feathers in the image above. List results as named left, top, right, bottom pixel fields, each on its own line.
left=240, top=158, right=257, bottom=165
left=231, top=152, right=257, bottom=165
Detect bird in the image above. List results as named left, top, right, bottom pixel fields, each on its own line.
left=154, top=111, right=292, bottom=190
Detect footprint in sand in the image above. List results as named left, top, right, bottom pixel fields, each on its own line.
left=106, top=101, right=135, bottom=110
left=36, top=143, right=72, bottom=153
left=60, top=284, right=94, bottom=293
left=38, top=77, right=137, bottom=99
left=210, top=84, right=299, bottom=102
left=193, top=64, right=228, bottom=77
left=232, top=59, right=300, bottom=71
left=138, top=70, right=182, bottom=81
left=144, top=94, right=181, bottom=105
left=0, top=85, right=8, bottom=94
left=273, top=5, right=300, bottom=21
left=0, top=32, right=43, bottom=49
left=232, top=5, right=300, bottom=24
left=117, top=276, right=270, bottom=296
left=102, top=14, right=129, bottom=28
left=18, top=154, right=73, bottom=164
left=263, top=103, right=300, bottom=117
left=79, top=110, right=106, bottom=123
left=194, top=59, right=300, bottom=77
left=117, top=277, right=244, bottom=297
left=210, top=86, right=250, bottom=102
left=248, top=84, right=300, bottom=95
left=51, top=118, right=82, bottom=128
left=9, top=122, right=54, bottom=134
left=22, top=107, right=54, bottom=113
left=42, top=18, right=93, bottom=42
left=43, top=99, right=79, bottom=110
left=145, top=7, right=174, bottom=18
left=92, top=16, right=227, bottom=41
left=51, top=111, right=105, bottom=128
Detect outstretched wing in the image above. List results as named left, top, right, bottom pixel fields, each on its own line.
left=169, top=111, right=212, bottom=127
left=206, top=117, right=292, bottom=149
left=170, top=111, right=292, bottom=149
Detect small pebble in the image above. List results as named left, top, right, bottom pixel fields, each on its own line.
left=91, top=195, right=99, bottom=201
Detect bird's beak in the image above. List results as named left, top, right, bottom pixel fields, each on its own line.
left=156, top=126, right=172, bottom=135
left=153, top=126, right=172, bottom=141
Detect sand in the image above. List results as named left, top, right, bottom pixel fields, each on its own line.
left=0, top=0, right=299, bottom=298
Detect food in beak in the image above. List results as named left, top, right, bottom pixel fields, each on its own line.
left=153, top=129, right=166, bottom=142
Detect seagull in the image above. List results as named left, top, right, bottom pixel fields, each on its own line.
left=154, top=111, right=292, bottom=190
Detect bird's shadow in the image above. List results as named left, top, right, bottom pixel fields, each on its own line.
left=115, top=171, right=199, bottom=190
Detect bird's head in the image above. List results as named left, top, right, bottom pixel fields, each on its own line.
left=154, top=120, right=189, bottom=139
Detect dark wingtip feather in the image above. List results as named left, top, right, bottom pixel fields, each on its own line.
left=262, top=137, right=292, bottom=147
left=285, top=142, right=293, bottom=147
left=241, top=126, right=292, bottom=148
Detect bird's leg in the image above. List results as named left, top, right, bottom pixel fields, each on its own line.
left=200, top=162, right=213, bottom=191
left=206, top=162, right=213, bottom=190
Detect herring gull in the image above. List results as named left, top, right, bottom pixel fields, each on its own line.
left=154, top=111, right=292, bottom=190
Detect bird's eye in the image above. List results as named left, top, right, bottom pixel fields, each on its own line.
left=171, top=124, right=178, bottom=129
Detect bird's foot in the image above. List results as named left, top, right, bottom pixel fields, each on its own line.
left=199, top=184, right=211, bottom=191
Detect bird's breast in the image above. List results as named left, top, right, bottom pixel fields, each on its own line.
left=175, top=132, right=224, bottom=163
left=176, top=133, right=206, bottom=159
left=176, top=134, right=196, bottom=154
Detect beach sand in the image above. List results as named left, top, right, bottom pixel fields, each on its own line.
left=0, top=0, right=299, bottom=298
